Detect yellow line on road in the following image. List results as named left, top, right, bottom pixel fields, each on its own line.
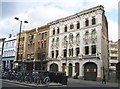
left=3, top=81, right=33, bottom=88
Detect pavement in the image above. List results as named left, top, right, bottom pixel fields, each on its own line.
left=2, top=78, right=119, bottom=87
left=68, top=78, right=119, bottom=87
left=2, top=79, right=62, bottom=87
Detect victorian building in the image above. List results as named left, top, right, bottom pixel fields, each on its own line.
left=2, top=35, right=16, bottom=71
left=14, top=25, right=49, bottom=71
left=47, top=5, right=109, bottom=81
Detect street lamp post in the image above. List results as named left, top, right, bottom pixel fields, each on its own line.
left=14, top=17, right=28, bottom=71
left=65, top=41, right=68, bottom=76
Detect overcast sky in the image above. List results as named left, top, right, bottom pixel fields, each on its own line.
left=0, top=0, right=119, bottom=41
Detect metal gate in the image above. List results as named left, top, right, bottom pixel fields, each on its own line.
left=84, top=62, right=97, bottom=81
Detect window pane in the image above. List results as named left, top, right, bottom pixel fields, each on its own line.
left=77, top=22, right=80, bottom=29
left=53, top=29, right=55, bottom=35
left=64, top=26, right=67, bottom=32
left=85, top=46, right=89, bottom=55
left=70, top=24, right=74, bottom=29
left=76, top=48, right=80, bottom=56
left=64, top=49, right=67, bottom=57
left=85, top=19, right=89, bottom=26
left=57, top=27, right=59, bottom=34
left=92, top=45, right=96, bottom=54
left=51, top=51, right=54, bottom=58
left=92, top=17, right=96, bottom=25
left=56, top=50, right=59, bottom=58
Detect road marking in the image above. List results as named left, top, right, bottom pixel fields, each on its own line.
left=3, top=81, right=33, bottom=88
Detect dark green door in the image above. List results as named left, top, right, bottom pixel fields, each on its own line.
left=84, top=62, right=97, bottom=81
left=68, top=63, right=73, bottom=77
left=50, top=63, right=58, bottom=72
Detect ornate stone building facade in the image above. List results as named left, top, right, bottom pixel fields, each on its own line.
left=47, top=5, right=109, bottom=81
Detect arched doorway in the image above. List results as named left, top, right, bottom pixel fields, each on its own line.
left=84, top=62, right=97, bottom=81
left=50, top=63, right=58, bottom=72
left=68, top=63, right=73, bottom=77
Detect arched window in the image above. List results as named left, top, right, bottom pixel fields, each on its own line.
left=64, top=36, right=67, bottom=45
left=76, top=33, right=80, bottom=42
left=91, top=29, right=96, bottom=39
left=69, top=33, right=73, bottom=43
left=56, top=37, right=59, bottom=46
left=57, top=27, right=60, bottom=34
left=77, top=22, right=80, bottom=29
left=51, top=38, right=55, bottom=47
left=52, top=29, right=55, bottom=35
left=69, top=48, right=73, bottom=57
left=92, top=17, right=96, bottom=25
left=85, top=31, right=89, bottom=39
left=70, top=24, right=74, bottom=29
left=85, top=19, right=89, bottom=26
left=64, top=25, right=67, bottom=32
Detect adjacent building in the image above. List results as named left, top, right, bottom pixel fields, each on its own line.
left=2, top=35, right=16, bottom=71
left=47, top=5, right=109, bottom=81
left=118, top=39, right=120, bottom=62
left=14, top=25, right=49, bottom=71
left=109, top=40, right=118, bottom=81
left=0, top=38, right=5, bottom=72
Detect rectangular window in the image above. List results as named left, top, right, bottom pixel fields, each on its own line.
left=51, top=51, right=54, bottom=58
left=27, top=54, right=30, bottom=60
left=44, top=40, right=46, bottom=48
left=56, top=50, right=59, bottom=58
left=91, top=45, right=96, bottom=54
left=42, top=33, right=44, bottom=40
left=76, top=48, right=80, bottom=56
left=31, top=54, right=34, bottom=60
left=45, top=32, right=47, bottom=37
left=63, top=49, right=67, bottom=57
left=38, top=42, right=40, bottom=49
left=41, top=41, right=43, bottom=48
left=111, top=63, right=116, bottom=66
left=85, top=46, right=89, bottom=55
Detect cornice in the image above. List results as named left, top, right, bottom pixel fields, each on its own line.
left=48, top=5, right=104, bottom=25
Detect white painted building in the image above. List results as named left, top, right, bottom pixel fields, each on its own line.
left=47, top=5, right=108, bottom=81
left=108, top=40, right=118, bottom=81
left=2, top=35, right=16, bottom=71
left=0, top=38, right=5, bottom=73
left=109, top=41, right=118, bottom=71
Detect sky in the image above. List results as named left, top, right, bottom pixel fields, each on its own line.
left=0, top=0, right=119, bottom=41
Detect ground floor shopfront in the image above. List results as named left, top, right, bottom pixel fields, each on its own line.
left=2, top=57, right=14, bottom=71
left=14, top=60, right=48, bottom=72
left=47, top=58, right=104, bottom=81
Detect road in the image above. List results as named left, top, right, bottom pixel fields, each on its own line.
left=1, top=79, right=119, bottom=89
left=67, top=78, right=119, bottom=87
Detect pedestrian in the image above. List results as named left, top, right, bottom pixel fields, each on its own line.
left=102, top=75, right=106, bottom=84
